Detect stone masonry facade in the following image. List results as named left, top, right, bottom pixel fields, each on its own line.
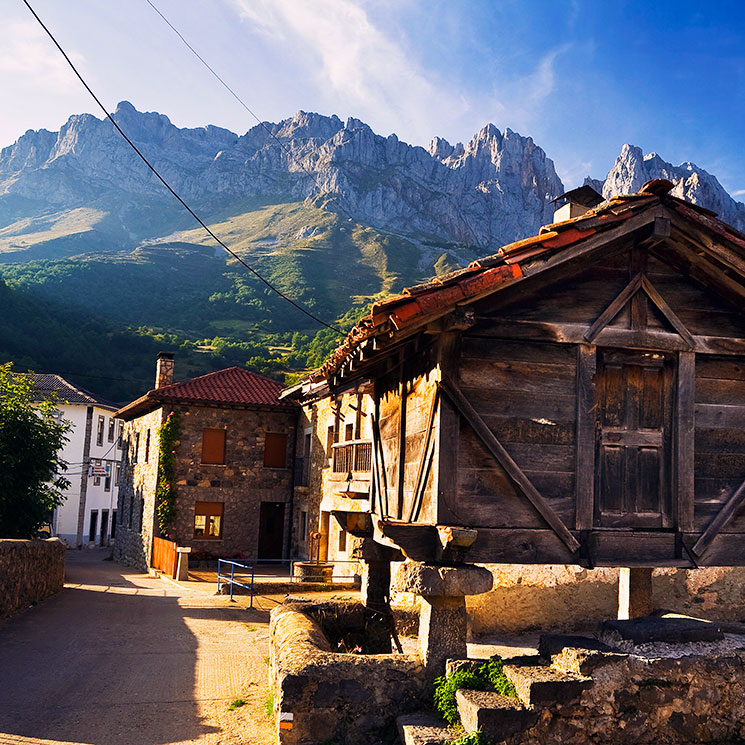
left=114, top=408, right=162, bottom=570
left=115, top=402, right=296, bottom=569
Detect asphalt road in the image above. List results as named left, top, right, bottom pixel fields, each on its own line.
left=0, top=550, right=275, bottom=745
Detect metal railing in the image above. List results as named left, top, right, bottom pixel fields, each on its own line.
left=332, top=439, right=372, bottom=474
left=217, top=559, right=255, bottom=606
left=216, top=559, right=363, bottom=605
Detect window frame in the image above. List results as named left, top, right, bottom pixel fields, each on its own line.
left=193, top=501, right=224, bottom=540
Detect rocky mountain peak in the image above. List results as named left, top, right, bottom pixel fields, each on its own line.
left=589, top=144, right=745, bottom=232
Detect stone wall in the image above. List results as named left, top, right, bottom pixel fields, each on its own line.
left=0, top=539, right=66, bottom=617
left=507, top=644, right=745, bottom=745
left=466, top=565, right=745, bottom=634
left=270, top=599, right=426, bottom=745
left=114, top=407, right=162, bottom=571
left=172, top=404, right=296, bottom=559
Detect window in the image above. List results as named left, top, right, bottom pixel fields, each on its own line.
left=345, top=423, right=354, bottom=441
left=300, top=510, right=308, bottom=542
left=338, top=528, right=347, bottom=553
left=144, top=429, right=151, bottom=463
left=96, top=416, right=105, bottom=446
left=107, top=418, right=115, bottom=443
left=201, top=428, right=226, bottom=465
left=326, top=425, right=335, bottom=456
left=128, top=493, right=134, bottom=527
left=117, top=422, right=123, bottom=448
left=134, top=432, right=140, bottom=463
left=93, top=459, right=101, bottom=486
left=194, top=502, right=223, bottom=539
left=263, top=432, right=287, bottom=468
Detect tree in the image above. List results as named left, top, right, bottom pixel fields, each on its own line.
left=0, top=363, right=71, bottom=538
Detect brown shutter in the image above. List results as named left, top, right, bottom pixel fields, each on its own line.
left=201, top=428, right=226, bottom=464
left=264, top=433, right=288, bottom=468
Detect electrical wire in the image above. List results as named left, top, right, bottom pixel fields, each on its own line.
left=21, top=0, right=344, bottom=336
left=143, top=0, right=359, bottom=226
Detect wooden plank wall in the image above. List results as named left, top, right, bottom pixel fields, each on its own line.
left=453, top=337, right=577, bottom=529
left=694, top=355, right=745, bottom=532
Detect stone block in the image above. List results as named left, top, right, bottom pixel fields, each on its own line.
left=397, top=712, right=458, bottom=745
left=456, top=689, right=538, bottom=741
left=503, top=664, right=592, bottom=706
left=419, top=595, right=467, bottom=680
left=393, top=561, right=493, bottom=597
left=538, top=634, right=615, bottom=658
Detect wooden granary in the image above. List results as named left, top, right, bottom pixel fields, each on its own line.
left=287, top=180, right=745, bottom=570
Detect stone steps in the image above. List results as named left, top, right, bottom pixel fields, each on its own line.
left=396, top=712, right=459, bottom=745
left=456, top=689, right=539, bottom=741
left=502, top=663, right=592, bottom=706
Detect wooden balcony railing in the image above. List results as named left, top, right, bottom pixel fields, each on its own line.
left=332, top=439, right=372, bottom=475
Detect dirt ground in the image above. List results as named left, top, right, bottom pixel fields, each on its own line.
left=0, top=549, right=353, bottom=745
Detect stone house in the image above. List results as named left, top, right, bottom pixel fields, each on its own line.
left=114, top=354, right=297, bottom=570
left=28, top=374, right=123, bottom=548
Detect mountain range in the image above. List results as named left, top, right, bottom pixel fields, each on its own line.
left=1, top=102, right=743, bottom=400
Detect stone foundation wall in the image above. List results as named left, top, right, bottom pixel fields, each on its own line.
left=0, top=539, right=66, bottom=617
left=512, top=646, right=745, bottom=745
left=466, top=565, right=745, bottom=634
left=270, top=599, right=426, bottom=745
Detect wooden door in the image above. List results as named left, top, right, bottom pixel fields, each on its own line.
left=257, top=502, right=285, bottom=559
left=594, top=349, right=674, bottom=528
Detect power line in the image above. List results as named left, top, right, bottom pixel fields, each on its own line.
left=21, top=0, right=344, bottom=336
left=144, top=0, right=358, bottom=225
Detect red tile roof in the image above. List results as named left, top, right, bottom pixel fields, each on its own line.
left=302, top=179, right=745, bottom=385
left=116, top=367, right=294, bottom=420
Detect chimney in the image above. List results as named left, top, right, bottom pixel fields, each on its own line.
left=155, top=352, right=175, bottom=389
left=551, top=185, right=603, bottom=223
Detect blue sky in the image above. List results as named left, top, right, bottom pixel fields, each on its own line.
left=3, top=0, right=745, bottom=194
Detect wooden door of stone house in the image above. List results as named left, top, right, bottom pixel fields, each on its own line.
left=594, top=348, right=675, bottom=529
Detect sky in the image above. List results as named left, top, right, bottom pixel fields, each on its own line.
left=2, top=0, right=745, bottom=194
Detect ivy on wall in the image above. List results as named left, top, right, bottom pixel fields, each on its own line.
left=155, top=410, right=180, bottom=536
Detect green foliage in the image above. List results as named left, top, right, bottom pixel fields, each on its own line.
left=449, top=731, right=490, bottom=745
left=433, top=669, right=489, bottom=726
left=227, top=698, right=246, bottom=711
left=0, top=363, right=71, bottom=538
left=433, top=658, right=517, bottom=727
left=155, top=411, right=180, bottom=535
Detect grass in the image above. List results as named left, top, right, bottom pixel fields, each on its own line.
left=227, top=698, right=247, bottom=711
left=263, top=692, right=275, bottom=719
left=244, top=623, right=257, bottom=633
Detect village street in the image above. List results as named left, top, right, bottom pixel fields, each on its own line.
left=0, top=550, right=276, bottom=745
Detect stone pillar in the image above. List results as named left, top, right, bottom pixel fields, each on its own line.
left=393, top=561, right=493, bottom=682
left=361, top=560, right=391, bottom=608
left=618, top=567, right=654, bottom=619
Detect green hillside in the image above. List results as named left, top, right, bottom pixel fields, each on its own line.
left=0, top=200, right=472, bottom=402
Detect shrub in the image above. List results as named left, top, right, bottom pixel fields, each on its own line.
left=433, top=657, right=517, bottom=727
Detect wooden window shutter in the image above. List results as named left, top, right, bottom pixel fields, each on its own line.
left=201, top=428, right=226, bottom=464
left=264, top=432, right=287, bottom=468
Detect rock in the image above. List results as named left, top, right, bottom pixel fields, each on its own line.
left=538, top=634, right=615, bottom=658
left=588, top=144, right=745, bottom=232
left=456, top=689, right=539, bottom=741
left=392, top=561, right=494, bottom=597
left=600, top=615, right=724, bottom=645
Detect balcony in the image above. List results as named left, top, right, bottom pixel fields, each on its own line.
left=331, top=440, right=372, bottom=479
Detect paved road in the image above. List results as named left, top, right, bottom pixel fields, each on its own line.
left=0, top=550, right=275, bottom=745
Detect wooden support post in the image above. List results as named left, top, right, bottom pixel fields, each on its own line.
left=618, top=567, right=654, bottom=619
left=361, top=560, right=391, bottom=608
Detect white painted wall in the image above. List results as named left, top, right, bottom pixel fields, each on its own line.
left=52, top=404, right=123, bottom=548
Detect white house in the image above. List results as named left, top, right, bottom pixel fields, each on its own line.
left=30, top=374, right=123, bottom=548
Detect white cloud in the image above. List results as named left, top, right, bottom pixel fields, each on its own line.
left=228, top=0, right=484, bottom=142
left=0, top=21, right=85, bottom=91
left=732, top=189, right=745, bottom=197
